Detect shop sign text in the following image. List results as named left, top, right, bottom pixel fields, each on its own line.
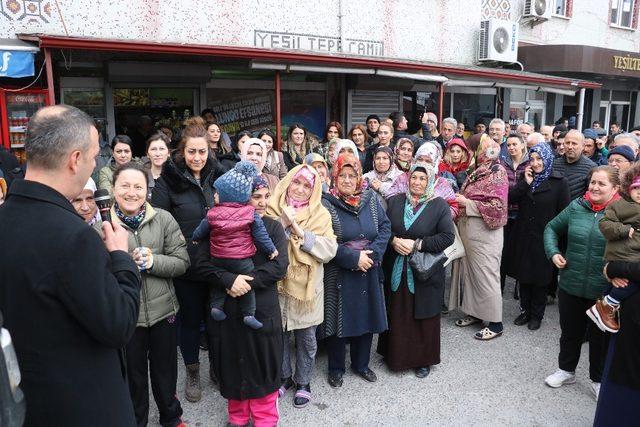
left=254, top=30, right=384, bottom=57
left=613, top=55, right=640, bottom=72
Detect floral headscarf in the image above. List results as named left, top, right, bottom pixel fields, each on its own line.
left=330, top=153, right=364, bottom=208
left=528, top=142, right=554, bottom=192
left=414, top=141, right=442, bottom=170
left=406, top=162, right=436, bottom=207
left=286, top=166, right=316, bottom=209
left=240, top=137, right=267, bottom=173
left=475, top=134, right=501, bottom=165
left=252, top=174, right=269, bottom=192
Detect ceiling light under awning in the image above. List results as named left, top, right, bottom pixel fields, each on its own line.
left=375, top=69, right=448, bottom=82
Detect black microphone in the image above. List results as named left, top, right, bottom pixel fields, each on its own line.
left=94, top=189, right=112, bottom=223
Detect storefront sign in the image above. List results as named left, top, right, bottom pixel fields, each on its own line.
left=210, top=93, right=274, bottom=134
left=254, top=30, right=384, bottom=57
left=613, top=55, right=640, bottom=72
left=0, top=51, right=35, bottom=78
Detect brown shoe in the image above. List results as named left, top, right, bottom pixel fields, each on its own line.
left=587, top=299, right=619, bottom=333
left=185, top=363, right=202, bottom=402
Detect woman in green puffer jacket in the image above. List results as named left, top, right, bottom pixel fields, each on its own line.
left=543, top=165, right=620, bottom=399
left=94, top=162, right=190, bottom=426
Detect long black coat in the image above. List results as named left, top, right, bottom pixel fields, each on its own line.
left=505, top=173, right=570, bottom=284
left=195, top=218, right=288, bottom=400
left=603, top=260, right=640, bottom=390
left=151, top=152, right=224, bottom=280
left=0, top=180, right=140, bottom=426
left=383, top=194, right=455, bottom=319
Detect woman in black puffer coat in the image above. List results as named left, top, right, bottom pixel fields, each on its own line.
left=151, top=119, right=225, bottom=403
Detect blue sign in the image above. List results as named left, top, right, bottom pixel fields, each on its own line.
left=0, top=51, right=35, bottom=78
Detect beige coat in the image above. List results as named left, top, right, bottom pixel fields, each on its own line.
left=279, top=233, right=337, bottom=331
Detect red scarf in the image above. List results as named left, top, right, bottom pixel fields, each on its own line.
left=583, top=191, right=620, bottom=212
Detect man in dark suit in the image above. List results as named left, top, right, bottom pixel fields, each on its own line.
left=0, top=105, right=140, bottom=426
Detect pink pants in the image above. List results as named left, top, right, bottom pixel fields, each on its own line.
left=228, top=391, right=279, bottom=427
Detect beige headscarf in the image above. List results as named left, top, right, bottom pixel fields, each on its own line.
left=266, top=164, right=335, bottom=307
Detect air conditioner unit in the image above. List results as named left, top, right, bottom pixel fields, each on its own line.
left=477, top=19, right=519, bottom=64
left=523, top=0, right=552, bottom=19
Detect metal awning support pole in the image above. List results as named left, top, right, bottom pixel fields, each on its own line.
left=44, top=48, right=55, bottom=104
left=438, top=82, right=445, bottom=133
left=275, top=70, right=282, bottom=150
left=576, top=87, right=586, bottom=132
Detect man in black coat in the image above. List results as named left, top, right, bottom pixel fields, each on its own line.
left=552, top=129, right=597, bottom=200
left=0, top=105, right=140, bottom=426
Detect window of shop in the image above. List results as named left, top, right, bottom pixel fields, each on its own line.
left=60, top=77, right=108, bottom=143
left=452, top=93, right=496, bottom=133
left=610, top=0, right=636, bottom=29
left=508, top=89, right=546, bottom=130
left=205, top=76, right=326, bottom=140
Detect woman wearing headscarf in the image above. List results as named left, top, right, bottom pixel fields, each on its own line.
left=378, top=162, right=455, bottom=378
left=329, top=139, right=359, bottom=166
left=386, top=141, right=459, bottom=219
left=363, top=146, right=403, bottom=210
left=241, top=137, right=280, bottom=191
left=319, top=153, right=391, bottom=388
left=266, top=165, right=337, bottom=409
left=439, top=137, right=472, bottom=190
left=304, top=153, right=331, bottom=193
left=506, top=143, right=570, bottom=330
left=196, top=175, right=289, bottom=427
left=394, top=137, right=414, bottom=173
left=450, top=135, right=509, bottom=340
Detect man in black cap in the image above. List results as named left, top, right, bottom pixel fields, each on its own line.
left=366, top=114, right=380, bottom=141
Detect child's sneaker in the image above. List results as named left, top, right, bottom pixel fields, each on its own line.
left=586, top=299, right=619, bottom=333
left=210, top=307, right=227, bottom=321
left=243, top=315, right=263, bottom=330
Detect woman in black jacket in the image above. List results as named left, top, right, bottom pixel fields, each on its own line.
left=595, top=261, right=640, bottom=425
left=151, top=119, right=225, bottom=403
left=219, top=130, right=252, bottom=171
left=196, top=176, right=288, bottom=426
left=506, top=142, right=570, bottom=330
left=377, top=162, right=455, bottom=378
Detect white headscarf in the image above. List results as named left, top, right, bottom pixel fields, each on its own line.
left=414, top=141, right=442, bottom=170
left=331, top=139, right=359, bottom=164
left=240, top=137, right=267, bottom=174
left=81, top=177, right=100, bottom=225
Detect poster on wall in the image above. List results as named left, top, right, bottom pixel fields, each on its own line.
left=209, top=93, right=275, bottom=135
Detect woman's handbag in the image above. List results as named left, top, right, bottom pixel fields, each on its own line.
left=443, top=224, right=465, bottom=267
left=408, top=239, right=447, bottom=281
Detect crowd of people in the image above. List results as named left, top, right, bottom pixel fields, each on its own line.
left=1, top=105, right=639, bottom=427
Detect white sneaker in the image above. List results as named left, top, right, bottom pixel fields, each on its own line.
left=545, top=369, right=576, bottom=388
left=591, top=382, right=601, bottom=400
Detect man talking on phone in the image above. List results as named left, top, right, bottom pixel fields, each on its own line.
left=0, top=105, right=140, bottom=426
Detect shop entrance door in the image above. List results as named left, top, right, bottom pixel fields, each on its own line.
left=600, top=100, right=631, bottom=132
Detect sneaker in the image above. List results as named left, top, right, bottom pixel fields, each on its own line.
left=586, top=299, right=620, bottom=333
left=591, top=382, right=601, bottom=400
left=546, top=295, right=556, bottom=305
left=293, top=383, right=311, bottom=408
left=545, top=369, right=576, bottom=388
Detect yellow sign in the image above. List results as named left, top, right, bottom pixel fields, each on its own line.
left=613, top=55, right=640, bottom=72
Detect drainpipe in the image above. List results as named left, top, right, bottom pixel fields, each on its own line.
left=576, top=87, right=585, bottom=132
left=275, top=71, right=281, bottom=150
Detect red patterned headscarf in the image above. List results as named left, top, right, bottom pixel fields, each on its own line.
left=330, top=153, right=365, bottom=208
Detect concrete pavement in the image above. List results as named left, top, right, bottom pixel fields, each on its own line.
left=153, top=280, right=598, bottom=426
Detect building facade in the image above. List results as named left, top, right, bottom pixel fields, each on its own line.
left=0, top=0, right=623, bottom=152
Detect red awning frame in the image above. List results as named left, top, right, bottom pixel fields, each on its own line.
left=21, top=34, right=601, bottom=89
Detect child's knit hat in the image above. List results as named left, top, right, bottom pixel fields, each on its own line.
left=213, top=161, right=258, bottom=203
